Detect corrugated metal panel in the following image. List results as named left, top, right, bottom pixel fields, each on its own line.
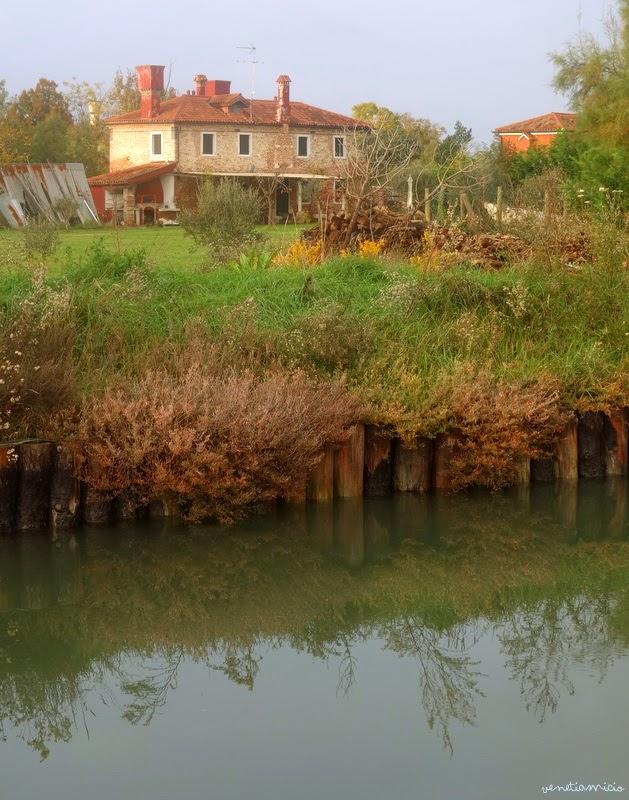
left=0, top=163, right=100, bottom=228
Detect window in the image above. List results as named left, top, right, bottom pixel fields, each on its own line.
left=151, top=132, right=162, bottom=157
left=238, top=133, right=251, bottom=156
left=201, top=132, right=215, bottom=156
left=296, top=135, right=310, bottom=158
left=333, top=135, right=345, bottom=158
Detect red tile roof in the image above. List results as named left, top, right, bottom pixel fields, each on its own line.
left=88, top=161, right=176, bottom=187
left=105, top=93, right=362, bottom=129
left=494, top=112, right=576, bottom=135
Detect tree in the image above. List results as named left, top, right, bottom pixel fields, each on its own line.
left=30, top=115, right=70, bottom=163
left=436, top=121, right=473, bottom=164
left=353, top=102, right=442, bottom=162
left=105, top=69, right=141, bottom=116
left=339, top=120, right=419, bottom=245
left=0, top=78, right=72, bottom=162
left=551, top=0, right=629, bottom=147
left=179, top=178, right=263, bottom=262
left=8, top=78, right=71, bottom=126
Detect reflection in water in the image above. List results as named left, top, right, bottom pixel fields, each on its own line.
left=0, top=480, right=628, bottom=762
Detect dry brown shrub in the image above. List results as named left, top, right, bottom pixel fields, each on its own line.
left=0, top=274, right=76, bottom=440
left=443, top=375, right=570, bottom=490
left=67, top=356, right=361, bottom=523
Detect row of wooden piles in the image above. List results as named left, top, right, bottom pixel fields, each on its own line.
left=0, top=410, right=626, bottom=532
left=0, top=443, right=176, bottom=534
left=292, top=410, right=628, bottom=503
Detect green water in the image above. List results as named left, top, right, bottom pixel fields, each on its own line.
left=1, top=481, right=629, bottom=800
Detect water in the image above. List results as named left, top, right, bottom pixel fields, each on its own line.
left=1, top=481, right=629, bottom=800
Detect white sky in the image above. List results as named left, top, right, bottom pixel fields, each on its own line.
left=4, top=0, right=612, bottom=143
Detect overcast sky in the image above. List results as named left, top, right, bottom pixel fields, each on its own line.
left=4, top=0, right=611, bottom=143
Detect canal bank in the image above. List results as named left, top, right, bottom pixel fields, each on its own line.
left=0, top=409, right=627, bottom=532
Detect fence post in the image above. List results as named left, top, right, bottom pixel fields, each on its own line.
left=406, top=176, right=413, bottom=209
left=424, top=187, right=431, bottom=222
left=496, top=186, right=503, bottom=228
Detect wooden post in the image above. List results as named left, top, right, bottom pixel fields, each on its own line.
left=406, top=176, right=413, bottom=209
left=393, top=438, right=433, bottom=493
left=50, top=444, right=81, bottom=529
left=82, top=456, right=111, bottom=525
left=555, top=420, right=579, bottom=481
left=437, top=189, right=445, bottom=223
left=434, top=433, right=457, bottom=491
left=578, top=412, right=606, bottom=479
left=16, top=441, right=55, bottom=531
left=306, top=447, right=334, bottom=502
left=424, top=187, right=431, bottom=222
left=496, top=186, right=503, bottom=228
left=531, top=458, right=556, bottom=482
left=285, top=485, right=307, bottom=504
left=363, top=427, right=392, bottom=496
left=334, top=424, right=365, bottom=498
left=334, top=498, right=364, bottom=567
left=603, top=410, right=628, bottom=477
left=0, top=444, right=19, bottom=534
left=148, top=493, right=181, bottom=519
left=116, top=496, right=141, bottom=521
left=513, top=458, right=531, bottom=485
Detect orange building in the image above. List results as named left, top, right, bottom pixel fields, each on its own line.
left=494, top=112, right=576, bottom=155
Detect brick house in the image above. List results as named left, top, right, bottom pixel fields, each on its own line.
left=89, top=65, right=362, bottom=225
left=494, top=112, right=576, bottom=155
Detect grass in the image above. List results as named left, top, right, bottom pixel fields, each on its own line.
left=0, top=223, right=307, bottom=272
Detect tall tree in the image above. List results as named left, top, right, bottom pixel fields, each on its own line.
left=551, top=0, right=629, bottom=147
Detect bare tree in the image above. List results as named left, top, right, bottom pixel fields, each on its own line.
left=339, top=121, right=418, bottom=246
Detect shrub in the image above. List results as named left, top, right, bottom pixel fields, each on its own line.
left=0, top=272, right=76, bottom=439
left=21, top=216, right=60, bottom=265
left=70, top=353, right=361, bottom=522
left=438, top=374, right=570, bottom=490
left=180, top=178, right=263, bottom=263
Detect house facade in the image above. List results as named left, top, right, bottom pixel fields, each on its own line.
left=494, top=112, right=576, bottom=155
left=89, top=65, right=360, bottom=225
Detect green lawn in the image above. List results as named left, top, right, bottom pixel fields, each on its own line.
left=0, top=223, right=308, bottom=271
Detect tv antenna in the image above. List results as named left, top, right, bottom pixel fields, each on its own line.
left=237, top=43, right=263, bottom=113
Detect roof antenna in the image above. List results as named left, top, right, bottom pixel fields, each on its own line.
left=237, top=43, right=263, bottom=121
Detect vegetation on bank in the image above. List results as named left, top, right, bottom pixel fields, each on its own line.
left=0, top=210, right=627, bottom=519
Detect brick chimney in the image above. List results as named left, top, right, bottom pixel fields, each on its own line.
left=137, top=65, right=165, bottom=118
left=205, top=80, right=231, bottom=97
left=275, top=75, right=291, bottom=124
left=194, top=74, right=207, bottom=96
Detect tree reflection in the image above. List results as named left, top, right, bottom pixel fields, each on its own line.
left=0, top=481, right=628, bottom=759
left=381, top=617, right=484, bottom=754
left=498, top=594, right=620, bottom=722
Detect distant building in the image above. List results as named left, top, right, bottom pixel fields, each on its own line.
left=89, top=65, right=362, bottom=225
left=494, top=112, right=576, bottom=155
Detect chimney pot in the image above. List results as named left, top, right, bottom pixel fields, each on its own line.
left=194, top=74, right=207, bottom=96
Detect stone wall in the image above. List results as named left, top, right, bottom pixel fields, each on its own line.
left=109, top=123, right=348, bottom=178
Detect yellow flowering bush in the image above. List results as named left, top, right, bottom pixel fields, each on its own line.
left=273, top=240, right=322, bottom=267
left=357, top=238, right=385, bottom=257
